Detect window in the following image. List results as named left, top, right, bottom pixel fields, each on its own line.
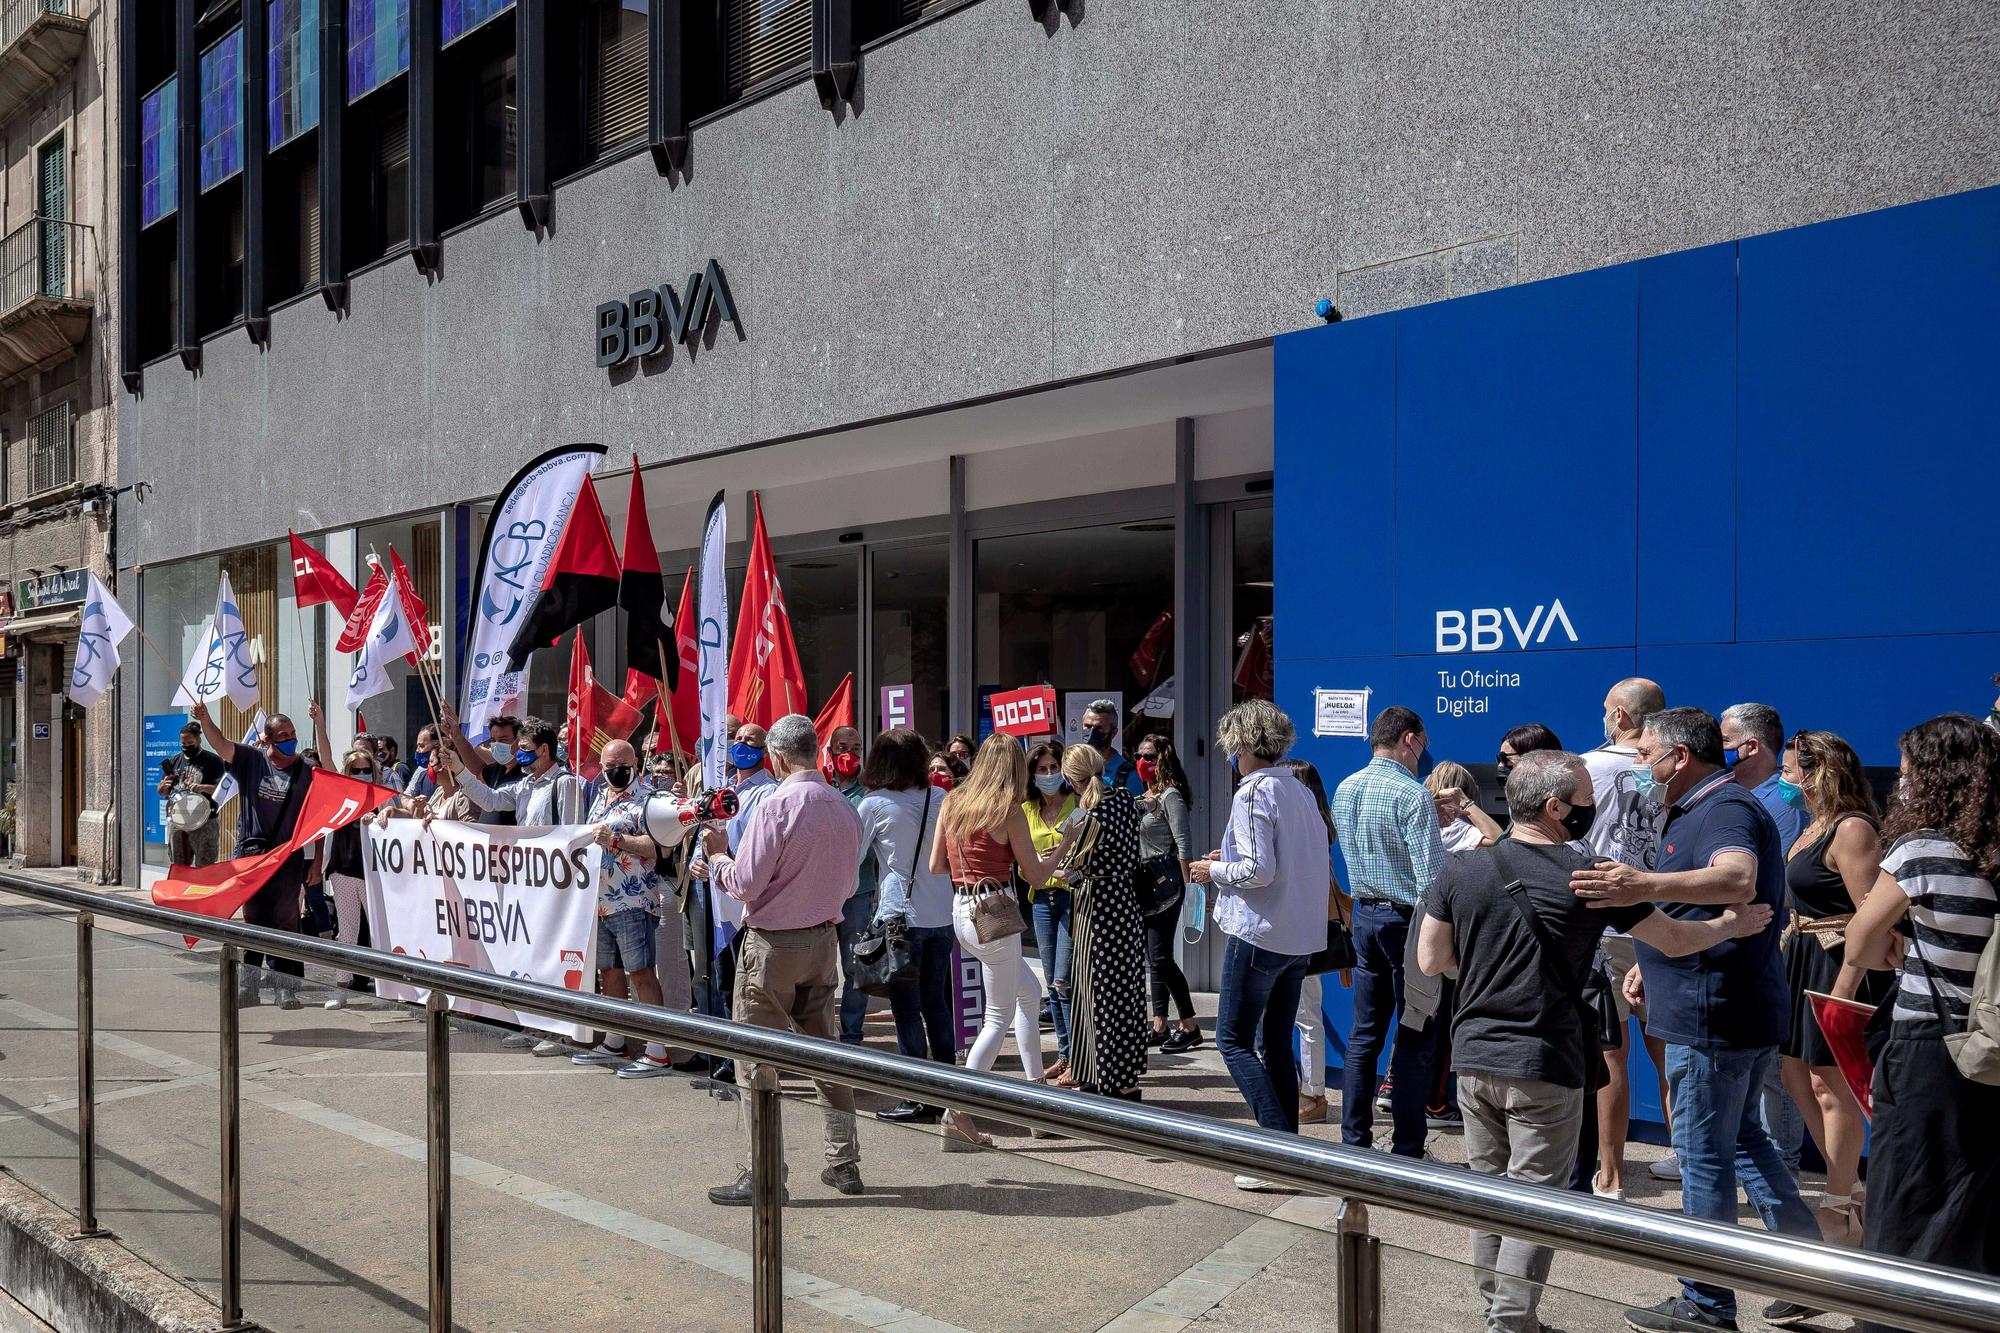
left=27, top=403, right=74, bottom=496
left=472, top=50, right=516, bottom=208
left=199, top=27, right=246, bottom=191
left=268, top=0, right=321, bottom=148
left=441, top=0, right=511, bottom=45
left=141, top=78, right=179, bottom=227
left=723, top=0, right=810, bottom=100
left=872, top=541, right=948, bottom=743
left=438, top=20, right=515, bottom=225
left=347, top=0, right=410, bottom=101
left=589, top=0, right=647, bottom=156
left=37, top=135, right=66, bottom=299
left=374, top=106, right=410, bottom=251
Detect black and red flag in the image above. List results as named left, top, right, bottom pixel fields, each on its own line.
left=505, top=473, right=621, bottom=669
left=618, top=456, right=678, bottom=701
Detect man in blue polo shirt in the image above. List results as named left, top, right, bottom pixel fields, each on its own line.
left=1571, top=707, right=1820, bottom=1333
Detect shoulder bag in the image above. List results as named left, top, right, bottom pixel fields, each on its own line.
left=1492, top=845, right=1623, bottom=1090
left=852, top=789, right=931, bottom=996
left=949, top=823, right=1028, bottom=943
left=1132, top=792, right=1189, bottom=917
left=1305, top=878, right=1358, bottom=975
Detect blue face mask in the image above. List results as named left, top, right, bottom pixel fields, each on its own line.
left=1228, top=754, right=1240, bottom=776
left=1777, top=777, right=1806, bottom=809
left=271, top=737, right=299, bottom=758
left=731, top=743, right=765, bottom=771
left=1722, top=747, right=1740, bottom=769
left=515, top=746, right=537, bottom=767
left=1033, top=773, right=1065, bottom=795
left=1180, top=882, right=1208, bottom=945
left=1630, top=760, right=1661, bottom=803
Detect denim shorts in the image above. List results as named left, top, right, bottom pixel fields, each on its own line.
left=596, top=908, right=658, bottom=972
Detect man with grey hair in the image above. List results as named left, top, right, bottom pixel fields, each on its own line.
left=700, top=714, right=867, bottom=1205
left=1419, top=751, right=1771, bottom=1333
left=1081, top=698, right=1144, bottom=795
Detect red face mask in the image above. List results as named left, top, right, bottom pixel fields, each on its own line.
left=1136, top=758, right=1159, bottom=784
left=929, top=770, right=956, bottom=791
left=832, top=751, right=861, bottom=779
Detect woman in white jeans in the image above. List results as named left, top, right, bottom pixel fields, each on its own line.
left=929, top=735, right=1080, bottom=1149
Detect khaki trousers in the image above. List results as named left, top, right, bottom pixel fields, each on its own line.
left=733, top=923, right=860, bottom=1169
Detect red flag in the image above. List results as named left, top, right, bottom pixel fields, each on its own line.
left=387, top=546, right=433, bottom=666
left=812, top=672, right=854, bottom=739
left=665, top=568, right=700, bottom=759
left=288, top=531, right=359, bottom=620
left=728, top=492, right=808, bottom=727
left=619, top=456, right=676, bottom=692
left=1808, top=992, right=1876, bottom=1119
left=506, top=474, right=620, bottom=670
left=154, top=769, right=395, bottom=939
left=336, top=563, right=391, bottom=654
left=1128, top=607, right=1174, bottom=686
left=566, top=632, right=641, bottom=783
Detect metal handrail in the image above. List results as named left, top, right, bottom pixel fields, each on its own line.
left=0, top=215, right=95, bottom=315
left=5, top=873, right=2000, bottom=1333
left=0, top=0, right=76, bottom=59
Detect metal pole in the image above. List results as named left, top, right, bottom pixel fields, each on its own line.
left=749, top=1083, right=783, bottom=1333
left=71, top=912, right=108, bottom=1238
left=425, top=990, right=451, bottom=1333
left=218, top=944, right=249, bottom=1330
left=1335, top=1199, right=1381, bottom=1333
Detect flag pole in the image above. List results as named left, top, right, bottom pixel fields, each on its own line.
left=291, top=597, right=318, bottom=708
left=654, top=642, right=688, bottom=769
left=133, top=625, right=182, bottom=682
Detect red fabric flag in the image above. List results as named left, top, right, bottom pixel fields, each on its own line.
left=664, top=568, right=701, bottom=760
left=506, top=474, right=621, bottom=670
left=153, top=770, right=395, bottom=941
left=566, top=631, right=599, bottom=783
left=728, top=493, right=808, bottom=727
left=1128, top=607, right=1174, bottom=686
left=336, top=563, right=391, bottom=654
left=288, top=531, right=359, bottom=620
left=619, top=455, right=676, bottom=692
left=812, top=672, right=854, bottom=739
left=387, top=546, right=434, bottom=666
left=1808, top=992, right=1876, bottom=1119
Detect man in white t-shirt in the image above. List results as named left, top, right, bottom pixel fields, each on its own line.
left=1578, top=676, right=1674, bottom=1196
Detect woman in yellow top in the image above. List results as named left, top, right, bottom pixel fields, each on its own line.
left=1023, top=740, right=1078, bottom=1081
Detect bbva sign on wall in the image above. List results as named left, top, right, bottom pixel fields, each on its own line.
left=595, top=260, right=739, bottom=369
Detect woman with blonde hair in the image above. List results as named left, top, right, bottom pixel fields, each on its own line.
left=928, top=734, right=1078, bottom=1147
left=1057, top=744, right=1149, bottom=1098
left=1777, top=728, right=1888, bottom=1244
left=1424, top=760, right=1502, bottom=852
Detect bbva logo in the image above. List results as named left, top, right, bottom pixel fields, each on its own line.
left=1435, top=600, right=1578, bottom=653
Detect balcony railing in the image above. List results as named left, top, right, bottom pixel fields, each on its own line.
left=0, top=0, right=87, bottom=124
left=0, top=0, right=72, bottom=55
left=0, top=214, right=88, bottom=310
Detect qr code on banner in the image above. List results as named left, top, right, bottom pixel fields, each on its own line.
left=466, top=678, right=490, bottom=704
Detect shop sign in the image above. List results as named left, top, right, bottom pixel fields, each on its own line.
left=32, top=722, right=50, bottom=741
left=18, top=568, right=88, bottom=612
left=594, top=259, right=739, bottom=369
left=989, top=685, right=1057, bottom=738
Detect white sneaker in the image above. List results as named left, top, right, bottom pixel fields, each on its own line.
left=499, top=1032, right=534, bottom=1050
left=323, top=994, right=347, bottom=1010
left=571, top=1044, right=629, bottom=1067
left=1647, top=1152, right=1682, bottom=1181
left=530, top=1039, right=569, bottom=1057
left=1234, top=1175, right=1277, bottom=1192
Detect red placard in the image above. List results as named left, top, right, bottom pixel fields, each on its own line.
left=990, top=685, right=1058, bottom=738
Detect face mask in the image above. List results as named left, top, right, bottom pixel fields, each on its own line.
left=929, top=770, right=955, bottom=791
left=1087, top=725, right=1113, bottom=748
left=1558, top=799, right=1597, bottom=841
left=1135, top=759, right=1159, bottom=784
left=515, top=746, right=538, bottom=767
left=1603, top=714, right=1618, bottom=746
left=1180, top=882, right=1208, bottom=945
left=604, top=764, right=635, bottom=790
left=1722, top=747, right=1740, bottom=769
left=832, top=752, right=861, bottom=780
left=1777, top=777, right=1806, bottom=810
left=271, top=738, right=299, bottom=758
left=1033, top=773, right=1065, bottom=795
left=1228, top=753, right=1240, bottom=776
left=182, top=742, right=202, bottom=757
left=414, top=748, right=430, bottom=763
left=1630, top=760, right=1662, bottom=804
left=731, top=743, right=765, bottom=771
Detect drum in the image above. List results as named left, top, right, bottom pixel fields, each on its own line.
left=167, top=791, right=211, bottom=833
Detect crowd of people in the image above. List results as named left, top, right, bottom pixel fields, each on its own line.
left=168, top=676, right=2000, bottom=1329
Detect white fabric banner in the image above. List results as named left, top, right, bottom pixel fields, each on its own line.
left=361, top=820, right=600, bottom=1041
left=461, top=445, right=604, bottom=744
left=67, top=572, right=135, bottom=707
left=211, top=710, right=265, bottom=812
left=697, top=490, right=730, bottom=794
left=346, top=575, right=417, bottom=712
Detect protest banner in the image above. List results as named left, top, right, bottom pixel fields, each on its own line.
left=989, top=685, right=1057, bottom=738
left=362, top=819, right=600, bottom=1041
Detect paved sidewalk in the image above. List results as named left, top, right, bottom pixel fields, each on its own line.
left=0, top=877, right=1855, bottom=1333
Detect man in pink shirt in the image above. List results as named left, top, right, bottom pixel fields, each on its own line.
left=702, top=713, right=867, bottom=1205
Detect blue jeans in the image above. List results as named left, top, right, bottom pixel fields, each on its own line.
left=835, top=890, right=878, bottom=1044
left=887, top=924, right=957, bottom=1065
left=1667, top=1043, right=1821, bottom=1319
left=1031, top=888, right=1074, bottom=1059
left=1340, top=899, right=1433, bottom=1157
left=1217, top=934, right=1310, bottom=1134
left=1759, top=1058, right=1805, bottom=1172
left=596, top=908, right=658, bottom=972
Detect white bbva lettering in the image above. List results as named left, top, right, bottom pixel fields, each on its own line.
left=1434, top=599, right=1580, bottom=653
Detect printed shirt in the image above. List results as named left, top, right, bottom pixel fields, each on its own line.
left=1634, top=768, right=1790, bottom=1050
left=589, top=778, right=658, bottom=917
left=712, top=770, right=865, bottom=930
left=1330, top=757, right=1445, bottom=908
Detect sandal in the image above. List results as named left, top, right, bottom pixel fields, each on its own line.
left=1040, top=1059, right=1070, bottom=1084
left=941, top=1111, right=995, bottom=1153
left=1817, top=1191, right=1865, bottom=1247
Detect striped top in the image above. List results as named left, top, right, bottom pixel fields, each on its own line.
left=1881, top=830, right=2000, bottom=1024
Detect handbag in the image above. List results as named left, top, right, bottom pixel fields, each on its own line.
left=851, top=789, right=932, bottom=996
left=1305, top=882, right=1357, bottom=975
left=303, top=881, right=338, bottom=939
left=1133, top=854, right=1185, bottom=917
left=965, top=876, right=1027, bottom=943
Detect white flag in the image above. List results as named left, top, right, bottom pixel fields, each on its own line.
left=697, top=490, right=730, bottom=794
left=172, top=572, right=260, bottom=710
left=347, top=578, right=416, bottom=712
left=67, top=573, right=135, bottom=708
left=211, top=710, right=265, bottom=811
